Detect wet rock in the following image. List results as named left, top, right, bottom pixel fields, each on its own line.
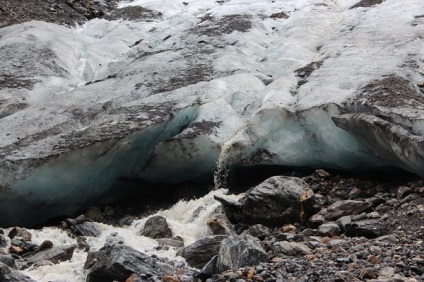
left=271, top=241, right=312, bottom=256
left=244, top=224, right=271, bottom=240
left=26, top=245, right=76, bottom=266
left=216, top=234, right=268, bottom=273
left=38, top=240, right=54, bottom=252
left=324, top=200, right=372, bottom=221
left=140, top=215, right=173, bottom=239
left=177, top=235, right=227, bottom=269
left=0, top=234, right=7, bottom=248
left=85, top=243, right=165, bottom=282
left=207, top=213, right=235, bottom=235
left=0, top=262, right=36, bottom=282
left=8, top=227, right=32, bottom=241
left=318, top=223, right=340, bottom=237
left=157, top=236, right=184, bottom=248
left=73, top=222, right=102, bottom=237
left=345, top=220, right=386, bottom=238
left=0, top=255, right=15, bottom=268
left=215, top=176, right=316, bottom=227
left=76, top=237, right=90, bottom=251
left=195, top=255, right=218, bottom=280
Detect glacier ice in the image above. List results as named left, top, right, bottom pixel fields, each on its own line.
left=1, top=0, right=424, bottom=226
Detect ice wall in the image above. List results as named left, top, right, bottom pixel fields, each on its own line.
left=1, top=0, right=424, bottom=226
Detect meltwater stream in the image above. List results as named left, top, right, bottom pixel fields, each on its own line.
left=19, top=189, right=230, bottom=281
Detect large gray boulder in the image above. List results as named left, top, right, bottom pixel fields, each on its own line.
left=177, top=235, right=227, bottom=269
left=85, top=243, right=166, bottom=282
left=140, top=215, right=172, bottom=239
left=215, top=234, right=269, bottom=273
left=215, top=176, right=316, bottom=227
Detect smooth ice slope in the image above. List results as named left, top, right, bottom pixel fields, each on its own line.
left=0, top=0, right=424, bottom=225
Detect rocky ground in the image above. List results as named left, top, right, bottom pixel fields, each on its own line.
left=0, top=169, right=423, bottom=281
left=0, top=0, right=160, bottom=28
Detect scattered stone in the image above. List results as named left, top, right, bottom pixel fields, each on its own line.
left=38, top=240, right=54, bottom=252
left=397, top=186, right=414, bottom=198
left=140, top=215, right=173, bottom=239
left=215, top=234, right=269, bottom=273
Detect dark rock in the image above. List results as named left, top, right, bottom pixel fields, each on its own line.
left=76, top=237, right=90, bottom=251
left=8, top=227, right=31, bottom=241
left=0, top=262, right=36, bottom=282
left=207, top=213, right=235, bottom=235
left=73, top=222, right=102, bottom=237
left=38, top=240, right=54, bottom=252
left=318, top=223, right=340, bottom=237
left=215, top=234, right=269, bottom=273
left=195, top=255, right=218, bottom=280
left=85, top=243, right=165, bottom=282
left=140, top=215, right=172, bottom=239
left=345, top=220, right=386, bottom=238
left=215, top=176, right=316, bottom=227
left=26, top=245, right=76, bottom=266
left=244, top=224, right=272, bottom=240
left=0, top=255, right=15, bottom=268
left=177, top=235, right=226, bottom=269
left=396, top=186, right=413, bottom=199
left=324, top=200, right=372, bottom=221
left=336, top=215, right=352, bottom=231
left=0, top=234, right=7, bottom=248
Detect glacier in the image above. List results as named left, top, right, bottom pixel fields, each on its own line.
left=1, top=0, right=424, bottom=226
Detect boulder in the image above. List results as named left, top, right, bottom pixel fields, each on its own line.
left=207, top=213, right=235, bottom=235
left=73, top=222, right=102, bottom=237
left=244, top=224, right=272, bottom=240
left=140, top=215, right=172, bottom=239
left=215, top=234, right=269, bottom=273
left=271, top=241, right=312, bottom=256
left=344, top=220, right=387, bottom=239
left=324, top=200, right=372, bottom=221
left=85, top=243, right=165, bottom=282
left=0, top=262, right=36, bottom=282
left=215, top=176, right=316, bottom=227
left=318, top=223, right=341, bottom=237
left=0, top=255, right=15, bottom=268
left=177, top=235, right=227, bottom=269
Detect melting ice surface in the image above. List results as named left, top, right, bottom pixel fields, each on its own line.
left=20, top=189, right=228, bottom=281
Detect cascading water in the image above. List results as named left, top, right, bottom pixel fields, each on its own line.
left=213, top=128, right=247, bottom=190
left=18, top=189, right=228, bottom=281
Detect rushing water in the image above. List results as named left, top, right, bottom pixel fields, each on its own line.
left=17, top=189, right=231, bottom=282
